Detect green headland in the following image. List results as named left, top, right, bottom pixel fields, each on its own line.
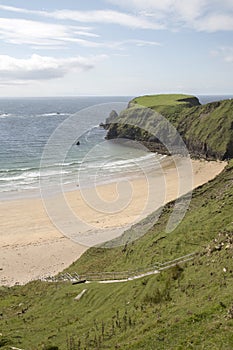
left=105, top=94, right=233, bottom=160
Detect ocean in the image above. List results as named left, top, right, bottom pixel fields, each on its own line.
left=0, top=95, right=232, bottom=200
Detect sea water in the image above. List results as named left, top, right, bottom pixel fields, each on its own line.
left=0, top=95, right=232, bottom=199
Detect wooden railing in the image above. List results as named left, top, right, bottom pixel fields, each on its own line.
left=42, top=252, right=197, bottom=283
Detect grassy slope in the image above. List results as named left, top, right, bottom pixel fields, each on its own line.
left=107, top=94, right=233, bottom=159
left=178, top=100, right=233, bottom=157
left=1, top=162, right=233, bottom=349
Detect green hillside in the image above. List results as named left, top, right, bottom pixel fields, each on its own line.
left=1, top=162, right=233, bottom=349
left=105, top=94, right=233, bottom=160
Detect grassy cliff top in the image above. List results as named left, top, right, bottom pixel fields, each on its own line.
left=131, top=94, right=200, bottom=108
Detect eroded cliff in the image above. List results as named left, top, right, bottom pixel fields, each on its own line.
left=104, top=94, right=233, bottom=160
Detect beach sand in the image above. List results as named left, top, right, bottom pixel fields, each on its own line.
left=0, top=157, right=226, bottom=286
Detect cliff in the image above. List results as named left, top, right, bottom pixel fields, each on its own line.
left=104, top=94, right=233, bottom=160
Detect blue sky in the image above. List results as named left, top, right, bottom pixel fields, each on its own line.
left=0, top=0, right=232, bottom=96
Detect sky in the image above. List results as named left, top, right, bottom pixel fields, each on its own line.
left=0, top=0, right=232, bottom=97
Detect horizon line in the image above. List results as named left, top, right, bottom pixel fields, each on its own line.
left=0, top=93, right=233, bottom=99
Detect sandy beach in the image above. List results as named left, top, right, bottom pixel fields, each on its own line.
left=0, top=157, right=226, bottom=286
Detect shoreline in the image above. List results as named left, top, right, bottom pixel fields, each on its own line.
left=0, top=157, right=226, bottom=286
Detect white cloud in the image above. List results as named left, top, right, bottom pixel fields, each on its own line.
left=0, top=17, right=162, bottom=50
left=0, top=4, right=38, bottom=14
left=194, top=14, right=233, bottom=32
left=0, top=54, right=107, bottom=82
left=106, top=0, right=233, bottom=32
left=0, top=17, right=100, bottom=48
left=211, top=47, right=233, bottom=63
left=0, top=5, right=163, bottom=30
left=108, top=0, right=206, bottom=12
left=50, top=9, right=163, bottom=30
left=111, top=39, right=161, bottom=49
left=107, top=0, right=233, bottom=12
left=0, top=2, right=232, bottom=32
left=128, top=39, right=161, bottom=47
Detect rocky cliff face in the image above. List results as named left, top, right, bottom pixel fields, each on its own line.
left=104, top=95, right=233, bottom=160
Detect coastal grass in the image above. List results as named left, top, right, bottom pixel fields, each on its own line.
left=106, top=95, right=233, bottom=159
left=0, top=162, right=233, bottom=349
left=178, top=99, right=233, bottom=156
left=0, top=245, right=233, bottom=349
left=131, top=94, right=196, bottom=108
